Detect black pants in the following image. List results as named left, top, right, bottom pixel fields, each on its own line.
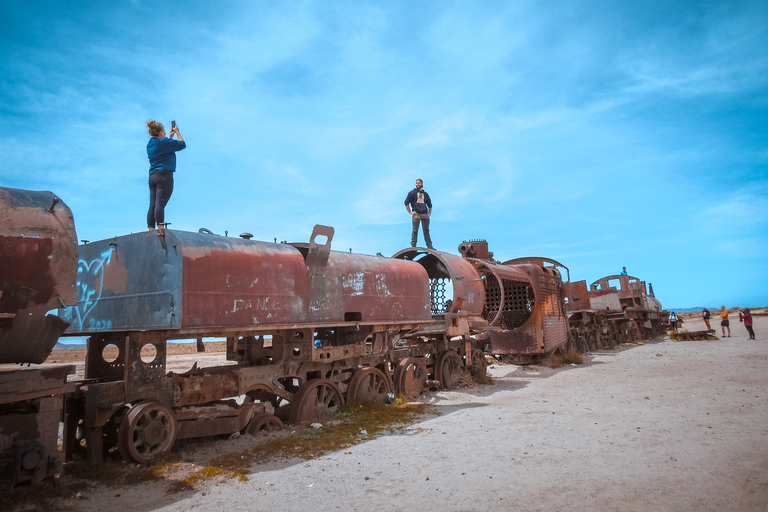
left=746, top=325, right=755, bottom=339
left=147, top=170, right=174, bottom=228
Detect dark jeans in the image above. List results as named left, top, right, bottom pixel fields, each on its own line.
left=147, top=170, right=174, bottom=228
left=411, top=213, right=433, bottom=249
left=746, top=325, right=755, bottom=338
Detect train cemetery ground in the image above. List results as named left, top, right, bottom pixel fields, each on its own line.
left=5, top=312, right=768, bottom=511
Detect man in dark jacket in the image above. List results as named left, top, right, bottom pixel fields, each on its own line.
left=404, top=179, right=433, bottom=249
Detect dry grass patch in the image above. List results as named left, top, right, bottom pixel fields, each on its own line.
left=563, top=350, right=583, bottom=365
left=548, top=350, right=583, bottom=368
left=210, top=401, right=429, bottom=472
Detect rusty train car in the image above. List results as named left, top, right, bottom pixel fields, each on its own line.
left=0, top=187, right=78, bottom=487
left=1, top=185, right=666, bottom=486
left=563, top=274, right=666, bottom=352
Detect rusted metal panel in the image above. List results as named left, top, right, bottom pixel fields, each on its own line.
left=587, top=290, right=622, bottom=311
left=180, top=232, right=310, bottom=330
left=563, top=280, right=591, bottom=311
left=64, top=227, right=433, bottom=336
left=0, top=366, right=75, bottom=404
left=322, top=252, right=431, bottom=322
left=0, top=187, right=77, bottom=363
left=590, top=274, right=652, bottom=310
left=60, top=231, right=181, bottom=333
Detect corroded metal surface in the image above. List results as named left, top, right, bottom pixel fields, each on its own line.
left=564, top=274, right=667, bottom=352
left=0, top=187, right=77, bottom=363
left=0, top=366, right=74, bottom=487
left=62, top=226, right=432, bottom=336
left=474, top=259, right=568, bottom=356
left=393, top=246, right=570, bottom=360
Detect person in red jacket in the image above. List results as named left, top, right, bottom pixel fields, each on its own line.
left=720, top=306, right=731, bottom=338
left=741, top=308, right=755, bottom=340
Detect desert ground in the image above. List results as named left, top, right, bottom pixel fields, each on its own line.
left=6, top=311, right=768, bottom=511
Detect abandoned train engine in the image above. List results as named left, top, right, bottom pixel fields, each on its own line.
left=56, top=225, right=493, bottom=465
left=0, top=187, right=78, bottom=487
left=0, top=184, right=669, bottom=484
left=563, top=273, right=666, bottom=352
left=394, top=242, right=570, bottom=364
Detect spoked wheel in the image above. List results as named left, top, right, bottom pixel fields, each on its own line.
left=288, top=379, right=344, bottom=424
left=118, top=401, right=177, bottom=464
left=393, top=357, right=428, bottom=399
left=470, top=349, right=487, bottom=382
left=244, top=413, right=284, bottom=435
left=347, top=367, right=392, bottom=404
left=435, top=350, right=464, bottom=390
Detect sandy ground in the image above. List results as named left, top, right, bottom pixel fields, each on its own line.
left=19, top=313, right=764, bottom=511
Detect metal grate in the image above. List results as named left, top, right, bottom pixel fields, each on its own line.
left=482, top=277, right=534, bottom=329
left=429, top=277, right=450, bottom=314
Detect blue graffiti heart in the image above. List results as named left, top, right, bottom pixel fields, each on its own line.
left=63, top=250, right=113, bottom=330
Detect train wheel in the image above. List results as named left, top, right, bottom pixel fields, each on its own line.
left=245, top=413, right=284, bottom=435
left=347, top=367, right=391, bottom=404
left=393, top=357, right=428, bottom=398
left=435, top=350, right=463, bottom=389
left=288, top=379, right=344, bottom=424
left=470, top=349, right=487, bottom=382
left=118, top=401, right=177, bottom=464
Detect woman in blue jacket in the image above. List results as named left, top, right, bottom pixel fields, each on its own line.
left=146, top=119, right=186, bottom=230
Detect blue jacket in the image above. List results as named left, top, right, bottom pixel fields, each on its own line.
left=147, top=137, right=186, bottom=173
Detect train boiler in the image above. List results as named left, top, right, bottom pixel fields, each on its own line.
left=59, top=225, right=436, bottom=463
left=0, top=187, right=78, bottom=487
left=393, top=241, right=570, bottom=365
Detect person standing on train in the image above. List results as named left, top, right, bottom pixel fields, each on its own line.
left=720, top=306, right=731, bottom=338
left=146, top=120, right=186, bottom=230
left=620, top=267, right=628, bottom=275
left=702, top=308, right=711, bottom=330
left=404, top=178, right=434, bottom=250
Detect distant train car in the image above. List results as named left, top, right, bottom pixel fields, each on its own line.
left=0, top=187, right=78, bottom=487
left=564, top=274, right=666, bottom=352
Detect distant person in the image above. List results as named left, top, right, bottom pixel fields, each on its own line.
left=668, top=311, right=678, bottom=331
left=444, top=299, right=453, bottom=313
left=702, top=308, right=711, bottom=330
left=719, top=306, right=731, bottom=338
left=404, top=178, right=433, bottom=250
left=741, top=308, right=755, bottom=340
left=620, top=267, right=628, bottom=276
left=146, top=120, right=186, bottom=230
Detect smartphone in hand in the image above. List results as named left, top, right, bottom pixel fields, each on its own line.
left=171, top=120, right=176, bottom=129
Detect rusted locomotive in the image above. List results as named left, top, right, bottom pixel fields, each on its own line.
left=1, top=185, right=667, bottom=485
left=56, top=225, right=468, bottom=466
left=0, top=187, right=78, bottom=487
left=563, top=273, right=666, bottom=352
left=393, top=243, right=570, bottom=364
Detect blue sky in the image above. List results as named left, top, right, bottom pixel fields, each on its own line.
left=2, top=0, right=766, bottom=309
